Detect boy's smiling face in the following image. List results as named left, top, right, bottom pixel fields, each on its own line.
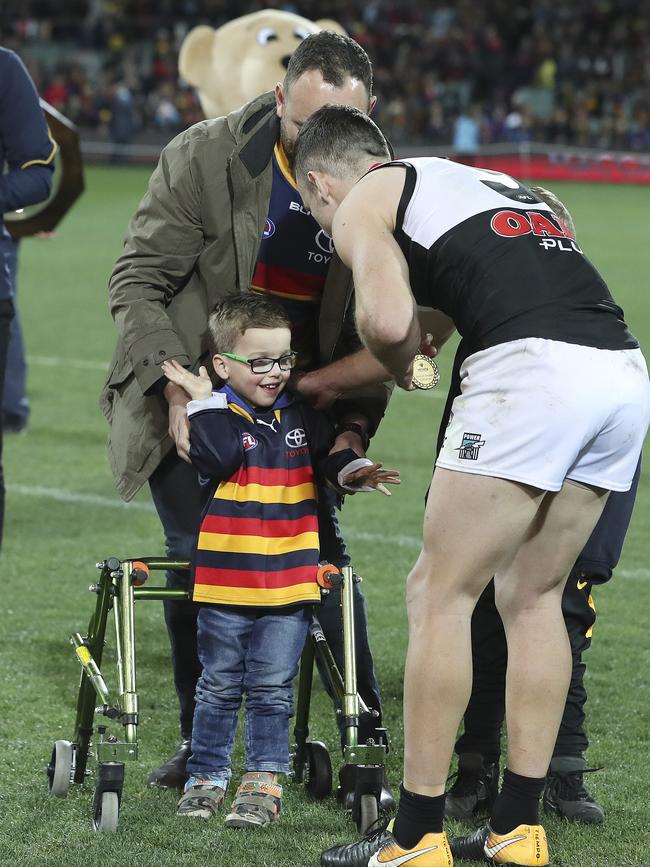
left=212, top=326, right=293, bottom=409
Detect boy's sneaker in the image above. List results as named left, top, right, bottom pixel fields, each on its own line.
left=445, top=753, right=499, bottom=819
left=224, top=772, right=282, bottom=829
left=451, top=823, right=548, bottom=865
left=176, top=775, right=226, bottom=818
left=543, top=755, right=605, bottom=824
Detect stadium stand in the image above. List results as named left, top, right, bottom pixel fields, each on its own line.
left=2, top=0, right=649, bottom=153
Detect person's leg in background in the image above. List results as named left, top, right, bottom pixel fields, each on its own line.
left=2, top=239, right=29, bottom=434
left=544, top=460, right=641, bottom=823
left=147, top=449, right=209, bottom=787
left=0, top=297, right=15, bottom=550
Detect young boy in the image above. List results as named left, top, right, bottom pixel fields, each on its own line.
left=162, top=295, right=398, bottom=829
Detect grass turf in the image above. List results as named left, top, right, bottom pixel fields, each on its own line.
left=1, top=169, right=649, bottom=866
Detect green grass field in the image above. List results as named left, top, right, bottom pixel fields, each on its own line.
left=1, top=169, right=649, bottom=866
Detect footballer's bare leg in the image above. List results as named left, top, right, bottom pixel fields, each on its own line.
left=402, top=468, right=546, bottom=796
left=494, top=481, right=609, bottom=779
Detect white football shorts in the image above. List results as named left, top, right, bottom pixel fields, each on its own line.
left=436, top=338, right=650, bottom=492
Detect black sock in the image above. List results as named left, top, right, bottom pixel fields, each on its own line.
left=393, top=784, right=445, bottom=849
left=490, top=768, right=545, bottom=834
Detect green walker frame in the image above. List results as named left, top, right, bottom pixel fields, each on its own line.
left=46, top=557, right=387, bottom=833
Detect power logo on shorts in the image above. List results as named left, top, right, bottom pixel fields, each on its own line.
left=456, top=432, right=485, bottom=460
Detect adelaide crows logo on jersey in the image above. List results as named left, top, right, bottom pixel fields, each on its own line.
left=456, top=432, right=485, bottom=460
left=263, top=218, right=275, bottom=239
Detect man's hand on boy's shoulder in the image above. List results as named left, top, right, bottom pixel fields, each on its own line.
left=162, top=360, right=214, bottom=463
left=290, top=368, right=342, bottom=410
left=164, top=380, right=191, bottom=463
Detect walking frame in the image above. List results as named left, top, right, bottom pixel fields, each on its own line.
left=46, top=557, right=388, bottom=834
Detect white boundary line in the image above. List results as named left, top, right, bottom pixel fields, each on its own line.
left=28, top=355, right=108, bottom=372
left=6, top=483, right=649, bottom=575
left=7, top=484, right=155, bottom=512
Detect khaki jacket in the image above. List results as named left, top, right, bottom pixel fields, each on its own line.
left=101, top=92, right=390, bottom=501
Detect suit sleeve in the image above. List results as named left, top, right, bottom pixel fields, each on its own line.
left=0, top=51, right=56, bottom=213
left=187, top=396, right=244, bottom=480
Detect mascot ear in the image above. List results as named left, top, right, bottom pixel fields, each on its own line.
left=179, top=25, right=216, bottom=88
left=315, top=19, right=348, bottom=36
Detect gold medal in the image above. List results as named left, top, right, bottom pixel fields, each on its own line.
left=412, top=354, right=440, bottom=389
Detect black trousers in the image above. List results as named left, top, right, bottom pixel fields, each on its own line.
left=438, top=339, right=641, bottom=760
left=0, top=298, right=15, bottom=552
left=149, top=450, right=384, bottom=746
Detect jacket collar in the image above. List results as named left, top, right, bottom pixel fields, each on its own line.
left=229, top=92, right=279, bottom=179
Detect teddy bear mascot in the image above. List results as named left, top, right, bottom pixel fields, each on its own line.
left=178, top=10, right=346, bottom=117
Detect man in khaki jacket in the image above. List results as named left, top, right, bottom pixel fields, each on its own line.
left=101, top=32, right=393, bottom=802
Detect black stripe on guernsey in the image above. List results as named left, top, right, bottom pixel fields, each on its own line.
left=200, top=498, right=318, bottom=521
left=367, top=160, right=415, bottom=258
left=194, top=547, right=319, bottom=573
left=395, top=162, right=417, bottom=236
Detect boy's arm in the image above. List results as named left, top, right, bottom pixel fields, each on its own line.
left=186, top=395, right=244, bottom=479
left=300, top=403, right=399, bottom=496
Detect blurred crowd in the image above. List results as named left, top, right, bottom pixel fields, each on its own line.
left=2, top=0, right=650, bottom=151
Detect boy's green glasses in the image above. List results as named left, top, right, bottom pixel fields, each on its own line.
left=222, top=351, right=297, bottom=374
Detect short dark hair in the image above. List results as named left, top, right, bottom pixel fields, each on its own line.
left=284, top=31, right=373, bottom=99
left=208, top=295, right=290, bottom=354
left=294, top=105, right=390, bottom=183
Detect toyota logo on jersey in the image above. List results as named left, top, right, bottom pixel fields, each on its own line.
left=285, top=428, right=307, bottom=447
left=242, top=432, right=258, bottom=451
left=316, top=229, right=334, bottom=254
left=263, top=218, right=276, bottom=239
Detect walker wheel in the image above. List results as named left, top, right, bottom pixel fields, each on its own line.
left=303, top=740, right=332, bottom=799
left=92, top=790, right=119, bottom=832
left=47, top=740, right=74, bottom=797
left=358, top=792, right=379, bottom=834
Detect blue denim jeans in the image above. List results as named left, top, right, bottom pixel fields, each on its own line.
left=187, top=604, right=310, bottom=782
